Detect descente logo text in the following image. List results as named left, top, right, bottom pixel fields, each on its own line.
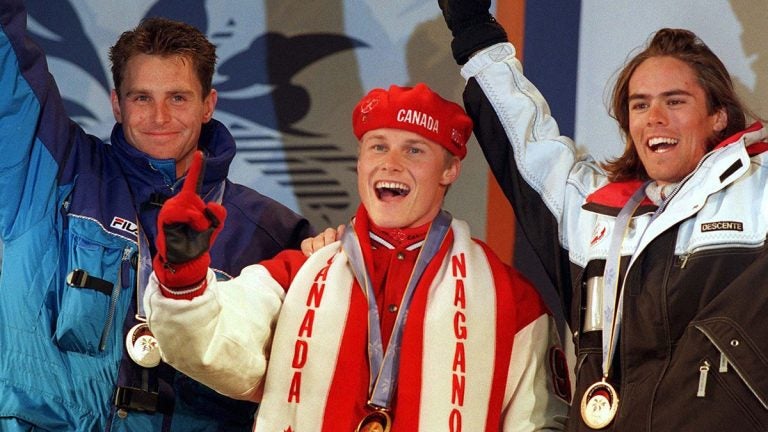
left=700, top=221, right=743, bottom=232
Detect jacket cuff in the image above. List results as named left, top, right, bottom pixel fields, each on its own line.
left=451, top=18, right=508, bottom=65
left=159, top=277, right=208, bottom=300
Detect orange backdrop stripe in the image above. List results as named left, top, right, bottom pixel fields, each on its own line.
left=484, top=1, right=524, bottom=265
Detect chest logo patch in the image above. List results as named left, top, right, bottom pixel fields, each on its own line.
left=110, top=216, right=138, bottom=235
left=700, top=221, right=743, bottom=233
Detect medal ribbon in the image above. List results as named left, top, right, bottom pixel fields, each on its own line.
left=342, top=210, right=452, bottom=409
left=600, top=182, right=649, bottom=376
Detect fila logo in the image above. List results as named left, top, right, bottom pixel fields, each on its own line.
left=110, top=217, right=138, bottom=235
left=700, top=221, right=743, bottom=233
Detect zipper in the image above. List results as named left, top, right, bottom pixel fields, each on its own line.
left=696, top=325, right=768, bottom=409
left=719, top=352, right=729, bottom=373
left=99, top=246, right=132, bottom=351
left=654, top=147, right=735, bottom=222
left=696, top=360, right=710, bottom=397
left=678, top=242, right=764, bottom=269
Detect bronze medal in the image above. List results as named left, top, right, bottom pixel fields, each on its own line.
left=125, top=323, right=161, bottom=368
left=355, top=409, right=391, bottom=432
left=580, top=379, right=619, bottom=429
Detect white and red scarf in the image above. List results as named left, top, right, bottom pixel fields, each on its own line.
left=254, top=215, right=550, bottom=431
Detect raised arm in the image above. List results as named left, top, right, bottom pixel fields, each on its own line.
left=0, top=0, right=87, bottom=236
left=438, top=0, right=609, bottom=311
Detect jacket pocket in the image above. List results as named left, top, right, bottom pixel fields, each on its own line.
left=55, top=220, right=134, bottom=355
left=695, top=318, right=768, bottom=427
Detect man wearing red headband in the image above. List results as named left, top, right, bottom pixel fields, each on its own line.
left=143, top=83, right=568, bottom=431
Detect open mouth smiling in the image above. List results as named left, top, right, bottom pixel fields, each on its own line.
left=375, top=181, right=411, bottom=200
left=648, top=137, right=679, bottom=153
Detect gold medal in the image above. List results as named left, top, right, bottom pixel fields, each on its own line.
left=125, top=323, right=161, bottom=368
left=355, top=409, right=391, bottom=432
left=580, top=379, right=619, bottom=429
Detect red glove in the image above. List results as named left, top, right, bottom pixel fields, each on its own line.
left=154, top=151, right=226, bottom=298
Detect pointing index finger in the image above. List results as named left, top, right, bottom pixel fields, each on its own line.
left=182, top=151, right=205, bottom=195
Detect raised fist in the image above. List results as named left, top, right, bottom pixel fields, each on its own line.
left=437, top=0, right=508, bottom=65
left=438, top=0, right=494, bottom=36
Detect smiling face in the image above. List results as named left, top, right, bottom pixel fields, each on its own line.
left=628, top=56, right=727, bottom=185
left=111, top=53, right=217, bottom=178
left=357, top=128, right=461, bottom=229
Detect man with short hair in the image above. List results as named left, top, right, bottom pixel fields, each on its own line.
left=0, top=2, right=311, bottom=430
left=144, top=83, right=569, bottom=431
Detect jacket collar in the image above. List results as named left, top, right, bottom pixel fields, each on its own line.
left=583, top=180, right=657, bottom=217
left=110, top=118, right=235, bottom=201
left=714, top=121, right=766, bottom=152
left=110, top=119, right=236, bottom=248
left=584, top=122, right=768, bottom=215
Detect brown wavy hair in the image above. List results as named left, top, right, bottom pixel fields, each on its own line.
left=109, top=18, right=217, bottom=99
left=602, top=28, right=750, bottom=182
